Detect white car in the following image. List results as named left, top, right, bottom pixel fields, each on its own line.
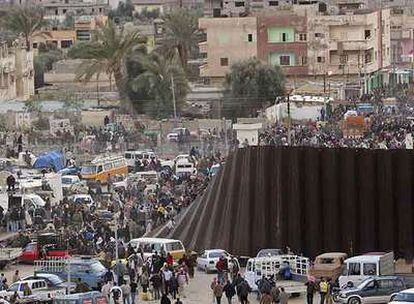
left=69, top=194, right=95, bottom=208
left=61, top=175, right=81, bottom=189
left=0, top=279, right=66, bottom=299
left=389, top=288, right=414, bottom=304
left=197, top=249, right=239, bottom=273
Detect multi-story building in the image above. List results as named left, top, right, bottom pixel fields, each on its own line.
left=131, top=0, right=202, bottom=14
left=389, top=7, right=414, bottom=66
left=307, top=9, right=391, bottom=80
left=203, top=0, right=318, bottom=17
left=15, top=0, right=109, bottom=24
left=256, top=5, right=316, bottom=77
left=32, top=30, right=77, bottom=50
left=74, top=15, right=108, bottom=41
left=0, top=41, right=34, bottom=101
left=198, top=17, right=257, bottom=85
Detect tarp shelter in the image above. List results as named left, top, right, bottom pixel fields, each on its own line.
left=33, top=151, right=64, bottom=172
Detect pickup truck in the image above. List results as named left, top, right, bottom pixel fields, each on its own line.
left=0, top=279, right=66, bottom=300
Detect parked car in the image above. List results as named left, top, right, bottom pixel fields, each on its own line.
left=21, top=273, right=76, bottom=293
left=197, top=249, right=239, bottom=273
left=334, top=276, right=407, bottom=304
left=310, top=252, right=348, bottom=282
left=19, top=233, right=69, bottom=264
left=61, top=175, right=81, bottom=190
left=35, top=257, right=107, bottom=289
left=167, top=128, right=190, bottom=142
left=68, top=194, right=95, bottom=208
left=389, top=288, right=414, bottom=304
left=0, top=279, right=66, bottom=299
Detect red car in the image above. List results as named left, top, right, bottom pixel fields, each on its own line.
left=19, top=233, right=70, bottom=264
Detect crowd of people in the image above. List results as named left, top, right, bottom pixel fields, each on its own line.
left=259, top=99, right=414, bottom=150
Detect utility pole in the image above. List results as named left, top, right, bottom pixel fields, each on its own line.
left=171, top=74, right=177, bottom=127
left=287, top=92, right=291, bottom=146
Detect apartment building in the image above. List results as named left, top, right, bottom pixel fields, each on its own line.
left=131, top=0, right=202, bottom=14
left=0, top=41, right=34, bottom=101
left=256, top=5, right=316, bottom=77
left=199, top=17, right=257, bottom=84
left=203, top=0, right=318, bottom=17
left=15, top=0, right=109, bottom=24
left=389, top=8, right=414, bottom=66
left=32, top=30, right=77, bottom=50
left=307, top=9, right=391, bottom=79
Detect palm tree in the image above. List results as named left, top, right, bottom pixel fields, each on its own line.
left=161, top=9, right=201, bottom=73
left=3, top=6, right=47, bottom=51
left=131, top=52, right=188, bottom=118
left=70, top=20, right=146, bottom=103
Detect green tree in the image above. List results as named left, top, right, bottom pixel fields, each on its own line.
left=161, top=9, right=201, bottom=73
left=68, top=20, right=146, bottom=104
left=131, top=52, right=188, bottom=118
left=34, top=48, right=63, bottom=88
left=2, top=6, right=47, bottom=50
left=224, top=58, right=285, bottom=117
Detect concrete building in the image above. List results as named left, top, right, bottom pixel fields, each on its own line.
left=0, top=41, right=34, bottom=101
left=389, top=8, right=414, bottom=66
left=132, top=0, right=202, bottom=14
left=74, top=15, right=108, bottom=41
left=198, top=17, right=257, bottom=84
left=15, top=0, right=109, bottom=24
left=307, top=9, right=391, bottom=83
left=32, top=30, right=77, bottom=50
left=256, top=5, right=317, bottom=77
left=203, top=0, right=318, bottom=17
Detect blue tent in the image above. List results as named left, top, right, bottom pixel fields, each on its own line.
left=33, top=151, right=64, bottom=172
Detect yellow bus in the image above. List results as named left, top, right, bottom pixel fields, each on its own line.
left=81, top=155, right=128, bottom=184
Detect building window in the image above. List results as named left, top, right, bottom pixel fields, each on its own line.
left=235, top=1, right=245, bottom=7
left=315, top=33, right=325, bottom=38
left=32, top=43, right=38, bottom=49
left=92, top=8, right=95, bottom=13
left=317, top=56, right=325, bottom=63
left=61, top=40, right=73, bottom=48
left=62, top=9, right=67, bottom=13
left=279, top=55, right=291, bottom=66
left=99, top=7, right=102, bottom=13
left=365, top=51, right=372, bottom=64
left=364, top=30, right=371, bottom=39
left=248, top=34, right=253, bottom=42
left=269, top=1, right=278, bottom=5
left=220, top=58, right=229, bottom=66
left=213, top=8, right=221, bottom=17
left=299, top=33, right=307, bottom=41
left=55, top=9, right=59, bottom=15
left=301, top=56, right=307, bottom=65
left=64, top=0, right=68, bottom=3
left=282, top=33, right=288, bottom=42
left=340, top=55, right=348, bottom=64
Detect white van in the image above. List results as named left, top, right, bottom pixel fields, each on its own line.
left=338, top=252, right=395, bottom=288
left=124, top=151, right=156, bottom=168
left=175, top=161, right=197, bottom=176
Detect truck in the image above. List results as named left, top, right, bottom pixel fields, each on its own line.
left=309, top=252, right=347, bottom=282
left=0, top=279, right=66, bottom=300
left=19, top=233, right=70, bottom=264
left=34, top=257, right=107, bottom=290
left=244, top=255, right=310, bottom=296
left=338, top=252, right=395, bottom=289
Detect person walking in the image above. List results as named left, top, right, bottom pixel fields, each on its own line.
left=305, top=279, right=317, bottom=304
left=279, top=287, right=288, bottom=304
left=121, top=280, right=131, bottom=304
left=260, top=292, right=273, bottom=304
left=223, top=279, right=236, bottom=304
left=236, top=279, right=251, bottom=304
left=319, top=278, right=329, bottom=304
left=211, top=278, right=224, bottom=304
left=177, top=268, right=188, bottom=298
left=160, top=293, right=171, bottom=304
left=130, top=280, right=137, bottom=304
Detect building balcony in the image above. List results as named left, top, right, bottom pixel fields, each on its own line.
left=199, top=41, right=208, bottom=53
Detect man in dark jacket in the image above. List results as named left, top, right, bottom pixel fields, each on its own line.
left=305, top=280, right=317, bottom=304
left=236, top=279, right=251, bottom=304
